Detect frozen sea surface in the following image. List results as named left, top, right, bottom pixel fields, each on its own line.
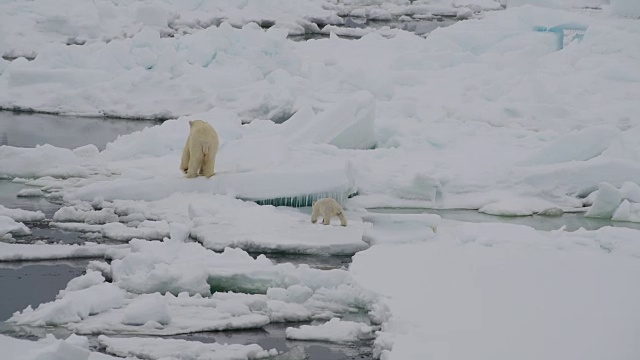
left=0, top=113, right=375, bottom=359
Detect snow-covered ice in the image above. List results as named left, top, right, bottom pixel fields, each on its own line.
left=362, top=213, right=440, bottom=244
left=0, top=334, right=121, bottom=360
left=16, top=188, right=44, bottom=197
left=1, top=4, right=640, bottom=214
left=285, top=317, right=374, bottom=342
left=190, top=195, right=369, bottom=255
left=98, top=335, right=279, bottom=360
left=0, top=204, right=45, bottom=222
left=2, top=1, right=640, bottom=358
left=0, top=242, right=127, bottom=261
left=8, top=238, right=376, bottom=335
left=351, top=221, right=640, bottom=359
left=583, top=181, right=640, bottom=223
left=0, top=215, right=31, bottom=238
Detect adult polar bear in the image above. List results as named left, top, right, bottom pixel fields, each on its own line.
left=180, top=120, right=220, bottom=178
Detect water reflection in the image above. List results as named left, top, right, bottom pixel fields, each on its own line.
left=0, top=111, right=161, bottom=151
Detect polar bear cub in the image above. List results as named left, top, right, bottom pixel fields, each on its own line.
left=311, top=198, right=347, bottom=226
left=180, top=120, right=220, bottom=178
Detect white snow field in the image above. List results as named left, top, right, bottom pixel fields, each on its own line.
left=2, top=0, right=640, bottom=359
left=352, top=221, right=640, bottom=360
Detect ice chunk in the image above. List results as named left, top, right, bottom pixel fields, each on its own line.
left=122, top=293, right=171, bottom=326
left=102, top=221, right=170, bottom=241
left=456, top=7, right=474, bottom=19
left=362, top=213, right=440, bottom=245
left=612, top=200, right=640, bottom=223
left=285, top=318, right=374, bottom=342
left=10, top=283, right=127, bottom=326
left=53, top=207, right=119, bottom=224
left=479, top=197, right=561, bottom=216
left=267, top=285, right=314, bottom=304
left=0, top=334, right=121, bottom=360
left=16, top=188, right=44, bottom=197
left=61, top=270, right=106, bottom=294
left=0, top=204, right=46, bottom=222
left=537, top=207, right=564, bottom=217
left=0, top=145, right=91, bottom=178
left=620, top=181, right=640, bottom=202
left=0, top=215, right=30, bottom=238
left=0, top=242, right=126, bottom=261
left=98, top=335, right=277, bottom=360
left=284, top=91, right=376, bottom=150
left=518, top=126, right=620, bottom=166
left=521, top=158, right=640, bottom=199
left=67, top=294, right=270, bottom=335
left=585, top=182, right=623, bottom=218
left=110, top=240, right=351, bottom=296
left=391, top=174, right=441, bottom=202
left=267, top=300, right=313, bottom=322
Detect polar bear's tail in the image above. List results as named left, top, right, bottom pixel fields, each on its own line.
left=201, top=141, right=210, bottom=155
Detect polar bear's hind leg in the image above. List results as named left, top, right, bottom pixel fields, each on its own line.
left=186, top=150, right=202, bottom=178
left=337, top=211, right=347, bottom=227
left=311, top=205, right=320, bottom=224
left=201, top=150, right=215, bottom=178
left=180, top=141, right=190, bottom=174
left=322, top=209, right=331, bottom=225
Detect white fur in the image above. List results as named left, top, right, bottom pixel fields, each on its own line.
left=180, top=120, right=220, bottom=178
left=311, top=198, right=347, bottom=226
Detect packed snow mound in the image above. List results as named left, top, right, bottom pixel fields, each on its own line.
left=285, top=90, right=376, bottom=150
left=61, top=270, right=106, bottom=294
left=43, top=292, right=270, bottom=335
left=16, top=188, right=44, bottom=197
left=53, top=207, right=119, bottom=224
left=518, top=126, right=620, bottom=166
left=98, top=335, right=279, bottom=360
left=10, top=283, right=127, bottom=326
left=51, top=221, right=171, bottom=242
left=0, top=215, right=30, bottom=238
left=0, top=334, right=121, bottom=360
left=478, top=196, right=561, bottom=216
left=285, top=317, right=374, bottom=342
left=0, top=243, right=127, bottom=261
left=351, top=222, right=640, bottom=360
left=0, top=204, right=46, bottom=222
left=121, top=293, right=171, bottom=326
